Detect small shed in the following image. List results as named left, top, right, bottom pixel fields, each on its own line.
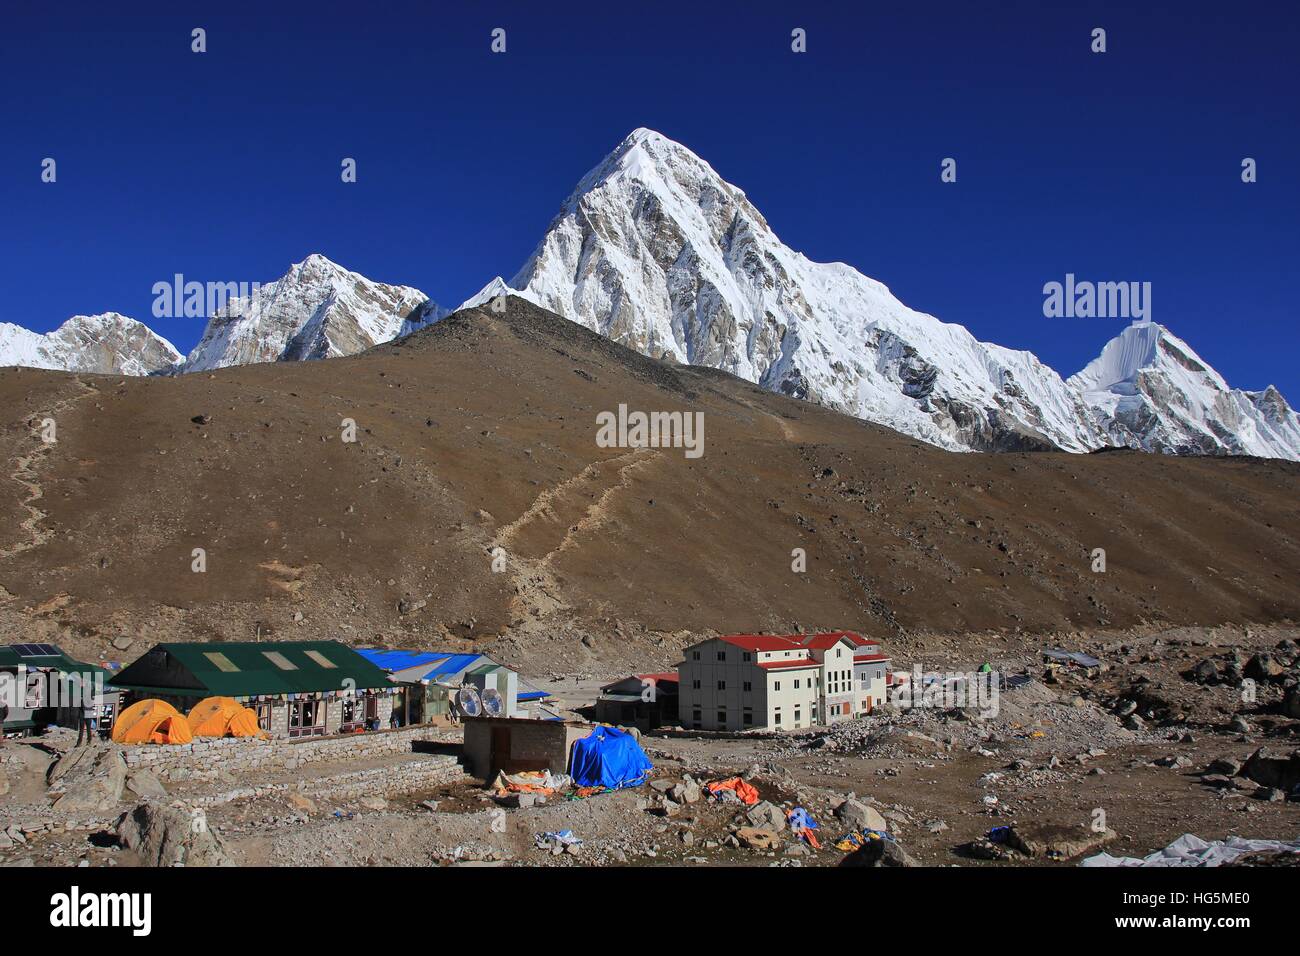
left=461, top=716, right=593, bottom=779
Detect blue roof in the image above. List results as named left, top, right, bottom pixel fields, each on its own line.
left=358, top=649, right=485, bottom=683
left=357, top=648, right=450, bottom=672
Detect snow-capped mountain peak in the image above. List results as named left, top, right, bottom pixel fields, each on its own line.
left=1069, top=321, right=1300, bottom=458
left=0, top=313, right=182, bottom=376
left=481, top=128, right=1102, bottom=452
left=183, top=254, right=443, bottom=372
left=462, top=129, right=1298, bottom=461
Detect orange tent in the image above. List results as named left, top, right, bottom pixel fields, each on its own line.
left=112, top=699, right=195, bottom=745
left=186, top=696, right=267, bottom=739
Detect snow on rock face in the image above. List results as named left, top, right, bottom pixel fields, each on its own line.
left=468, top=128, right=1299, bottom=461
left=183, top=254, right=443, bottom=372
left=479, top=128, right=1103, bottom=453
left=0, top=313, right=183, bottom=376
left=1068, top=321, right=1300, bottom=459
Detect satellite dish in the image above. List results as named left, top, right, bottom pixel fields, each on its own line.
left=456, top=686, right=482, bottom=717
left=481, top=687, right=504, bottom=717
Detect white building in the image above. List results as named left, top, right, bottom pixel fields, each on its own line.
left=676, top=632, right=890, bottom=731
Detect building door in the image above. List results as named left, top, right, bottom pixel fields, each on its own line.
left=490, top=726, right=511, bottom=777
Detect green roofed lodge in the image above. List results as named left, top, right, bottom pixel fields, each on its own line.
left=108, top=641, right=398, bottom=738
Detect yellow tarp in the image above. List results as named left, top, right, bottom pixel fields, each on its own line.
left=112, top=699, right=194, bottom=745
left=186, top=696, right=267, bottom=739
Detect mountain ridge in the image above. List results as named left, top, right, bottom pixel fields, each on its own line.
left=3, top=130, right=1296, bottom=461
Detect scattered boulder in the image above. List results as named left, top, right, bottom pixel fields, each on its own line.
left=669, top=780, right=702, bottom=804
left=115, top=802, right=234, bottom=867
left=840, top=836, right=918, bottom=867
left=1244, top=654, right=1286, bottom=683
left=1282, top=688, right=1300, bottom=721
left=1005, top=821, right=1116, bottom=860
left=736, top=827, right=780, bottom=850
left=745, top=801, right=786, bottom=831
left=1187, top=660, right=1219, bottom=685
left=1241, top=748, right=1300, bottom=792
left=834, top=798, right=888, bottom=833
left=46, top=745, right=127, bottom=814
left=1206, top=757, right=1242, bottom=777
left=125, top=769, right=167, bottom=800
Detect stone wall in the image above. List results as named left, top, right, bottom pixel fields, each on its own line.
left=120, top=724, right=455, bottom=784
left=186, top=754, right=467, bottom=808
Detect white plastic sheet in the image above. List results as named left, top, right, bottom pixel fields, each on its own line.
left=1081, top=833, right=1300, bottom=867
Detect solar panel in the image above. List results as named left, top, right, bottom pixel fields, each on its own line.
left=13, top=643, right=60, bottom=658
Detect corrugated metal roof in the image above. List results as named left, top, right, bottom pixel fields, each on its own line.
left=356, top=649, right=451, bottom=672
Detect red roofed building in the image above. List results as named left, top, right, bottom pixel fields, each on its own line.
left=677, top=632, right=889, bottom=731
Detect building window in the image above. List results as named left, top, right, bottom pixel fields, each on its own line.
left=717, top=680, right=725, bottom=690
left=693, top=679, right=701, bottom=690
left=743, top=681, right=752, bottom=692
left=692, top=708, right=702, bottom=722
left=340, top=696, right=365, bottom=733
left=794, top=679, right=801, bottom=689
left=742, top=652, right=752, bottom=662
left=717, top=651, right=726, bottom=661
left=774, top=712, right=782, bottom=725
left=743, top=709, right=753, bottom=726
left=774, top=681, right=781, bottom=691
left=794, top=708, right=802, bottom=723
left=717, top=711, right=726, bottom=724
left=692, top=651, right=701, bottom=660
left=288, top=699, right=325, bottom=737
left=23, top=675, right=44, bottom=709
left=255, top=701, right=273, bottom=732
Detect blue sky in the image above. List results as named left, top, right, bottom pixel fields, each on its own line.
left=2, top=1, right=1296, bottom=393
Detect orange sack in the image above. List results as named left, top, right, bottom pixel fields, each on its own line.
left=704, top=776, right=760, bottom=805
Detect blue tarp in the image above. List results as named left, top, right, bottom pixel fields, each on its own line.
left=569, top=726, right=653, bottom=790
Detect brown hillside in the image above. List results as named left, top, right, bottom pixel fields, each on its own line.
left=0, top=298, right=1297, bottom=673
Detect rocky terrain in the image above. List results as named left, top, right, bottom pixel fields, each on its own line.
left=2, top=622, right=1296, bottom=868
